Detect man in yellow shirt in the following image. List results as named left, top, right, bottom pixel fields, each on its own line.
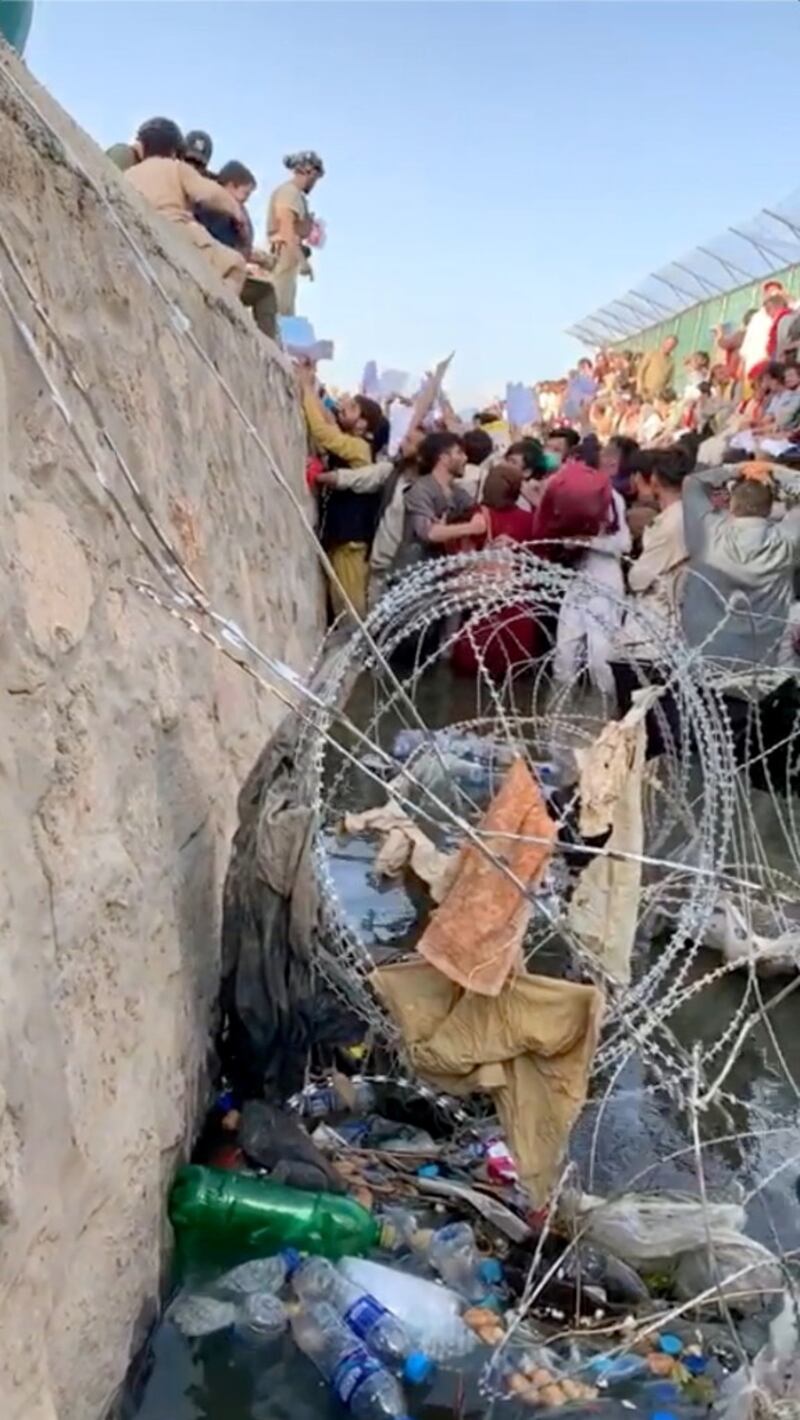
left=636, top=335, right=678, bottom=402
left=298, top=364, right=385, bottom=617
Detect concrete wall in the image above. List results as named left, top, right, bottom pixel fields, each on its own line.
left=0, top=46, right=323, bottom=1420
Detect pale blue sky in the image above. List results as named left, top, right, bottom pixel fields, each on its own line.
left=26, top=1, right=800, bottom=402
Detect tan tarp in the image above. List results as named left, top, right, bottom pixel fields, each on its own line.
left=416, top=758, right=557, bottom=996
left=567, top=689, right=659, bottom=986
left=342, top=803, right=458, bottom=904
left=373, top=960, right=604, bottom=1206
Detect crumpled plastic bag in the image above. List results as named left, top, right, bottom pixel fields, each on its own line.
left=675, top=1227, right=783, bottom=1310
left=716, top=1293, right=800, bottom=1420
left=565, top=1190, right=746, bottom=1264
left=703, top=895, right=800, bottom=978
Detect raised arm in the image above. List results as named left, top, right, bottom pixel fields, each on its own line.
left=302, top=386, right=371, bottom=467
left=771, top=471, right=800, bottom=559
left=180, top=161, right=241, bottom=218
left=316, top=461, right=394, bottom=494
left=682, top=466, right=728, bottom=558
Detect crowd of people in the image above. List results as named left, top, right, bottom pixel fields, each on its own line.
left=294, top=274, right=800, bottom=768
left=536, top=278, right=800, bottom=465
left=105, top=119, right=800, bottom=752
left=106, top=116, right=325, bottom=340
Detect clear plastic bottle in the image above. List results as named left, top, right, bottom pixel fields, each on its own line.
left=300, top=1079, right=377, bottom=1118
left=168, top=1292, right=238, bottom=1338
left=234, top=1292, right=289, bottom=1347
left=382, top=1210, right=503, bottom=1303
left=339, top=1257, right=477, bottom=1362
left=293, top=1257, right=432, bottom=1383
left=429, top=1222, right=503, bottom=1301
left=213, top=1250, right=300, bottom=1302
left=292, top=1301, right=413, bottom=1420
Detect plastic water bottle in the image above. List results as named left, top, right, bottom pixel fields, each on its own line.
left=234, top=1292, right=288, bottom=1346
left=292, top=1301, right=413, bottom=1420
left=293, top=1257, right=432, bottom=1383
left=382, top=1209, right=502, bottom=1303
left=429, top=1222, right=503, bottom=1301
left=214, top=1250, right=300, bottom=1301
left=299, top=1079, right=377, bottom=1118
left=339, top=1257, right=477, bottom=1362
left=168, top=1291, right=238, bottom=1338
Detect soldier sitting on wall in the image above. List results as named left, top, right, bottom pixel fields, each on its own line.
left=124, top=118, right=247, bottom=295
left=106, top=116, right=176, bottom=173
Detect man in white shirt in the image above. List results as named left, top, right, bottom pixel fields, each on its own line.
left=610, top=446, right=690, bottom=754
left=740, top=281, right=789, bottom=379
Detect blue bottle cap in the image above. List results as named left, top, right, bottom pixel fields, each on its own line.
left=658, top=1333, right=683, bottom=1357
left=478, top=1257, right=504, bottom=1286
left=417, top=1164, right=440, bottom=1179
left=651, top=1411, right=678, bottom=1420
left=403, top=1353, right=434, bottom=1385
left=685, top=1354, right=707, bottom=1376
left=280, top=1247, right=302, bottom=1278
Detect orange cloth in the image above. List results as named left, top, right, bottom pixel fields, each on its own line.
left=416, top=758, right=556, bottom=995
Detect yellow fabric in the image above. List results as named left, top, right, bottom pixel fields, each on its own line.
left=374, top=961, right=604, bottom=1206
left=329, top=542, right=369, bottom=618
left=304, top=392, right=371, bottom=467
left=342, top=802, right=458, bottom=904
left=567, top=689, right=658, bottom=986
left=416, top=758, right=556, bottom=996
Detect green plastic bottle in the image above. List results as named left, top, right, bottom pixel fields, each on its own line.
left=169, top=1165, right=383, bottom=1271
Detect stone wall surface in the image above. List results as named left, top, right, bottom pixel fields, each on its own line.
left=0, top=44, right=323, bottom=1420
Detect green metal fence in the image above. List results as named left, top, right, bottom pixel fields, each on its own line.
left=612, top=264, right=800, bottom=389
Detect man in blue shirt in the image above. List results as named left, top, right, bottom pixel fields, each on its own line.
left=196, top=160, right=256, bottom=253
